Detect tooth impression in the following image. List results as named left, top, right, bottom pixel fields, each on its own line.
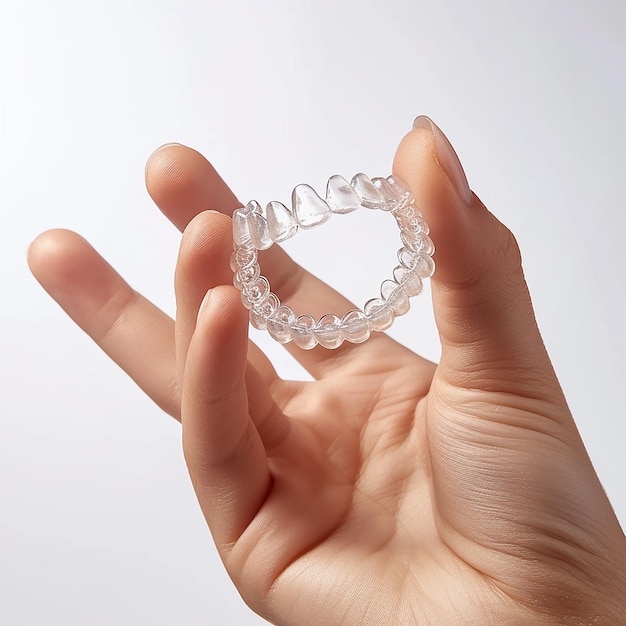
left=351, top=173, right=384, bottom=209
left=326, top=175, right=361, bottom=214
left=292, top=184, right=331, bottom=229
left=248, top=212, right=273, bottom=250
left=266, top=201, right=298, bottom=242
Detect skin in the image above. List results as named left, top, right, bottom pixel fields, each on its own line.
left=28, top=124, right=626, bottom=624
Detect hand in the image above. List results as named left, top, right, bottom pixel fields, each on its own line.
left=29, top=118, right=626, bottom=625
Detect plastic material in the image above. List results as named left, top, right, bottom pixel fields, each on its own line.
left=231, top=173, right=434, bottom=348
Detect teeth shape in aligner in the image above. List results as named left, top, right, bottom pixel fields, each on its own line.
left=351, top=173, right=384, bottom=209
left=233, top=209, right=251, bottom=245
left=233, top=200, right=260, bottom=245
left=371, top=177, right=401, bottom=211
left=266, top=201, right=298, bottom=243
left=292, top=184, right=331, bottom=229
left=325, top=175, right=361, bottom=214
left=247, top=211, right=273, bottom=250
left=386, top=175, right=413, bottom=205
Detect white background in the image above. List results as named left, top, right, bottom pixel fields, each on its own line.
left=3, top=1, right=625, bottom=624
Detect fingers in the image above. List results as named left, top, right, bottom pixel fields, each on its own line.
left=28, top=230, right=180, bottom=418
left=173, top=210, right=291, bottom=447
left=146, top=144, right=240, bottom=231
left=182, top=285, right=272, bottom=549
left=150, top=144, right=426, bottom=378
left=174, top=210, right=235, bottom=387
left=392, top=117, right=565, bottom=404
left=173, top=210, right=278, bottom=387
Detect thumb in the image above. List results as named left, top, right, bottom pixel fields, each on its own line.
left=393, top=120, right=626, bottom=620
left=393, top=116, right=562, bottom=404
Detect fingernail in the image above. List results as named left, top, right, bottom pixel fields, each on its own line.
left=198, top=288, right=214, bottom=321
left=413, top=116, right=473, bottom=205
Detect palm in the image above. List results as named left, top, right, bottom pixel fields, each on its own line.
left=232, top=350, right=434, bottom=619
left=241, top=344, right=616, bottom=624
left=29, top=136, right=626, bottom=625
left=237, top=338, right=557, bottom=626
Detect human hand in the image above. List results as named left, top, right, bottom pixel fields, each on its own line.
left=28, top=117, right=626, bottom=625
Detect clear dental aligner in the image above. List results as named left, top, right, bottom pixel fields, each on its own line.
left=231, top=173, right=435, bottom=350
